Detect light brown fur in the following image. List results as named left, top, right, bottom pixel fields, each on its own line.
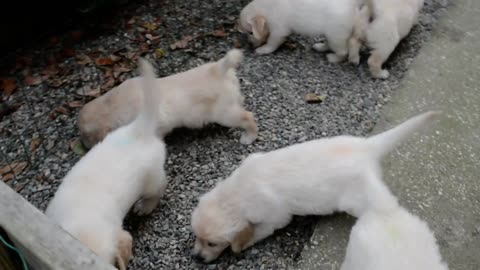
left=78, top=50, right=258, bottom=148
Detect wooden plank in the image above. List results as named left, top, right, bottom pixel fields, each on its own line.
left=0, top=182, right=116, bottom=270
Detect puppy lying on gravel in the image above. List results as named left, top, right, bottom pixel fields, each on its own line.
left=238, top=0, right=362, bottom=62
left=46, top=59, right=167, bottom=270
left=78, top=49, right=258, bottom=148
left=191, top=111, right=440, bottom=262
left=348, top=0, right=425, bottom=78
left=341, top=206, right=449, bottom=270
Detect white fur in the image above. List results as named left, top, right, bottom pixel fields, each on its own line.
left=78, top=49, right=258, bottom=148
left=46, top=59, right=167, bottom=269
left=191, top=111, right=440, bottom=262
left=341, top=207, right=449, bottom=270
left=238, top=0, right=362, bottom=62
left=348, top=0, right=425, bottom=78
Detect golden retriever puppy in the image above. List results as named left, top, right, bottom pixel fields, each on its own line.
left=78, top=49, right=258, bottom=148
left=348, top=0, right=424, bottom=78
left=341, top=206, right=449, bottom=270
left=237, top=0, right=363, bottom=62
left=191, top=111, right=440, bottom=262
left=46, top=59, right=167, bottom=269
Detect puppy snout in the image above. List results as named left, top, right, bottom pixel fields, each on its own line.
left=192, top=253, right=204, bottom=263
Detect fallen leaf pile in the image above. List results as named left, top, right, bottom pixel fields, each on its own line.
left=1, top=79, right=17, bottom=97
left=0, top=162, right=28, bottom=182
left=170, top=35, right=195, bottom=50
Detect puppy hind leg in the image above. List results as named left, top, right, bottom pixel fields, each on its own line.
left=133, top=168, right=167, bottom=216
left=326, top=36, right=348, bottom=63
left=348, top=37, right=362, bottom=65
left=216, top=107, right=258, bottom=144
left=366, top=22, right=400, bottom=79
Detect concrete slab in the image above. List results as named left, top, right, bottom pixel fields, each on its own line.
left=296, top=0, right=480, bottom=269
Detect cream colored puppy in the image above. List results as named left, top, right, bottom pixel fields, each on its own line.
left=238, top=0, right=362, bottom=62
left=78, top=49, right=258, bottom=148
left=341, top=206, right=449, bottom=270
left=191, top=111, right=440, bottom=262
left=348, top=0, right=425, bottom=78
left=46, top=59, right=167, bottom=269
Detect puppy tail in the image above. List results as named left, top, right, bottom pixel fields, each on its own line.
left=131, top=58, right=161, bottom=138
left=367, top=111, right=441, bottom=159
left=216, top=49, right=243, bottom=76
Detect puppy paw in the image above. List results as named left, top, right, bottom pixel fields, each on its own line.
left=348, top=54, right=360, bottom=65
left=240, top=133, right=257, bottom=145
left=255, top=46, right=275, bottom=55
left=327, top=53, right=345, bottom=63
left=312, top=42, right=329, bottom=52
left=372, top=69, right=390, bottom=79
left=133, top=198, right=158, bottom=216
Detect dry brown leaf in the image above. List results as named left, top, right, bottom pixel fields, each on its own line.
left=139, top=44, right=150, bottom=53
left=1, top=79, right=17, bottom=97
left=0, top=161, right=28, bottom=180
left=143, top=22, right=158, bottom=31
left=211, top=29, right=228, bottom=37
left=54, top=106, right=70, bottom=115
left=68, top=101, right=83, bottom=108
left=109, top=54, right=122, bottom=63
left=76, top=87, right=101, bottom=97
left=25, top=75, right=43, bottom=86
left=170, top=35, right=194, bottom=50
left=113, top=65, right=133, bottom=78
left=76, top=54, right=92, bottom=65
left=127, top=17, right=136, bottom=25
left=47, top=79, right=66, bottom=88
left=42, top=65, right=59, bottom=76
left=48, top=36, right=60, bottom=47
left=284, top=42, right=298, bottom=49
left=31, top=138, right=42, bottom=152
left=233, top=39, right=243, bottom=48
left=1, top=173, right=14, bottom=182
left=49, top=111, right=57, bottom=120
left=95, top=57, right=114, bottom=66
left=103, top=67, right=113, bottom=79
left=71, top=31, right=84, bottom=41
left=126, top=52, right=139, bottom=61
left=63, top=48, right=76, bottom=57
left=305, top=93, right=326, bottom=104
left=102, top=78, right=116, bottom=90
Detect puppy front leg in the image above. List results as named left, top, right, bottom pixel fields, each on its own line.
left=133, top=168, right=167, bottom=216
left=216, top=107, right=258, bottom=144
left=255, top=33, right=286, bottom=55
left=242, top=223, right=276, bottom=250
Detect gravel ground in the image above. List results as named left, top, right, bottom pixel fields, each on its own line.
left=0, top=0, right=449, bottom=269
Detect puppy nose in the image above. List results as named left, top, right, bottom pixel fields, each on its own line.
left=192, top=254, right=204, bottom=263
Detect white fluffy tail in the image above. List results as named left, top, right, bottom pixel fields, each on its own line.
left=132, top=58, right=160, bottom=138
left=367, top=111, right=441, bottom=159
left=216, top=49, right=243, bottom=76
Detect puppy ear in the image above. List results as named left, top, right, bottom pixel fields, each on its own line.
left=251, top=15, right=268, bottom=40
left=230, top=223, right=254, bottom=253
left=115, top=230, right=133, bottom=270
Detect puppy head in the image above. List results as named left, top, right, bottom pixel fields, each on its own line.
left=191, top=192, right=255, bottom=262
left=238, top=11, right=269, bottom=47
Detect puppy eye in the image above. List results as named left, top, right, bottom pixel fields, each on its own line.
left=207, top=242, right=217, bottom=247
